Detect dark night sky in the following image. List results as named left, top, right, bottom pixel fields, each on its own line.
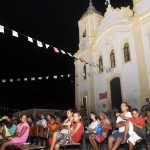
left=0, top=0, right=133, bottom=110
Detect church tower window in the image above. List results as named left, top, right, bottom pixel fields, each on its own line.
left=83, top=64, right=87, bottom=80
left=124, top=43, right=130, bottom=62
left=99, top=56, right=103, bottom=73
left=82, top=30, right=86, bottom=38
left=110, top=50, right=115, bottom=68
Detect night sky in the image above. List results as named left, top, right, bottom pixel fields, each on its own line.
left=0, top=0, right=133, bottom=111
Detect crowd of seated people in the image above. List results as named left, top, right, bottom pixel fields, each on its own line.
left=0, top=103, right=149, bottom=150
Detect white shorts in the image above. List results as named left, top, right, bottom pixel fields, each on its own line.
left=127, top=131, right=141, bottom=145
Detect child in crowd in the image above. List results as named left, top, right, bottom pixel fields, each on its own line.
left=0, top=114, right=29, bottom=150
left=50, top=111, right=84, bottom=150
left=116, top=108, right=145, bottom=150
left=89, top=112, right=112, bottom=150
left=48, top=117, right=58, bottom=137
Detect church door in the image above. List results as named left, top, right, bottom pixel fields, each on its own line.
left=110, top=77, right=122, bottom=111
left=82, top=96, right=88, bottom=116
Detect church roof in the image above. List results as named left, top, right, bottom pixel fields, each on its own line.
left=81, top=0, right=102, bottom=18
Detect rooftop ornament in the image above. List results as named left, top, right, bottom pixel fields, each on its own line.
left=105, top=0, right=111, bottom=7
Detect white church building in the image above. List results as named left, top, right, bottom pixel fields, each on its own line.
left=74, top=0, right=150, bottom=115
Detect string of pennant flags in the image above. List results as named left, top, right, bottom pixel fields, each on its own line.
left=0, top=106, right=19, bottom=112
left=0, top=25, right=100, bottom=68
left=0, top=71, right=98, bottom=86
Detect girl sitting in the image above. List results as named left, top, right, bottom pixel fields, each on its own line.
left=89, top=112, right=112, bottom=150
left=0, top=114, right=29, bottom=150
left=50, top=111, right=84, bottom=150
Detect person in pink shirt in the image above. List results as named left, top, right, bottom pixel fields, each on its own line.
left=0, top=114, right=29, bottom=150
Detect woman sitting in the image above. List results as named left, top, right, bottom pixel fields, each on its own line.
left=0, top=114, right=29, bottom=150
left=89, top=112, right=112, bottom=150
left=60, top=109, right=74, bottom=134
left=50, top=111, right=84, bottom=150
left=83, top=112, right=98, bottom=148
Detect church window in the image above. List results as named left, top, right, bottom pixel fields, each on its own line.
left=110, top=50, right=115, bottom=68
left=82, top=30, right=86, bottom=38
left=99, top=56, right=103, bottom=73
left=83, top=64, right=87, bottom=80
left=124, top=43, right=130, bottom=62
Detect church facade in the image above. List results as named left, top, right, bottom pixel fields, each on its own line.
left=74, top=0, right=150, bottom=115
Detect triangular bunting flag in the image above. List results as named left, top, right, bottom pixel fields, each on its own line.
left=53, top=47, right=59, bottom=53
left=67, top=52, right=72, bottom=57
left=37, top=40, right=43, bottom=47
left=2, top=79, right=6, bottom=83
left=45, top=44, right=49, bottom=49
left=67, top=74, right=71, bottom=78
left=84, top=60, right=88, bottom=64
left=38, top=77, right=42, bottom=80
left=0, top=25, right=4, bottom=33
left=74, top=56, right=78, bottom=60
left=46, top=76, right=49, bottom=80
left=24, top=78, right=27, bottom=81
left=31, top=77, right=35, bottom=81
left=93, top=63, right=96, bottom=67
left=53, top=76, right=57, bottom=79
left=79, top=58, right=84, bottom=62
left=10, top=79, right=13, bottom=82
left=61, top=50, right=66, bottom=54
left=17, top=78, right=20, bottom=81
left=28, top=37, right=33, bottom=43
left=12, top=30, right=18, bottom=37
left=61, top=75, right=64, bottom=77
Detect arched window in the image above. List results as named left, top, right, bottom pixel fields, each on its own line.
left=83, top=64, right=87, bottom=80
left=99, top=56, right=103, bottom=73
left=110, top=50, right=115, bottom=68
left=124, top=43, right=130, bottom=62
left=82, top=30, right=86, bottom=38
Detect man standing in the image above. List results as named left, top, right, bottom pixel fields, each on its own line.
left=108, top=102, right=132, bottom=150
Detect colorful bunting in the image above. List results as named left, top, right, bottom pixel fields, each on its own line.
left=45, top=44, right=49, bottom=49
left=46, top=76, right=49, bottom=79
left=0, top=24, right=102, bottom=69
left=61, top=50, right=66, bottom=54
left=54, top=47, right=59, bottom=53
left=0, top=25, right=4, bottom=33
left=37, top=40, right=43, bottom=47
left=53, top=76, right=57, bottom=79
left=12, top=30, right=18, bottom=37
left=28, top=36, right=33, bottom=43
